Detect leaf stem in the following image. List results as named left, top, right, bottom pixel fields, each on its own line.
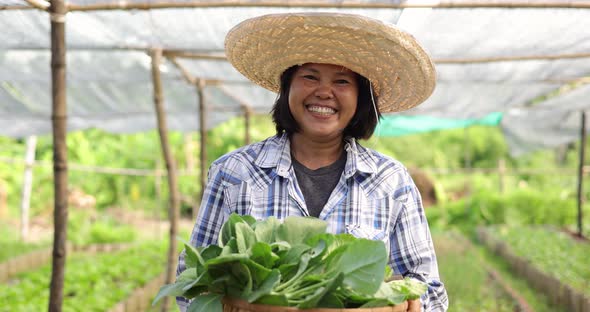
left=284, top=280, right=329, bottom=299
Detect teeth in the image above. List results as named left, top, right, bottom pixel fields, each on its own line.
left=307, top=105, right=336, bottom=115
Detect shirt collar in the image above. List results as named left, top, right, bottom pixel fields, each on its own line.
left=343, top=137, right=378, bottom=178
left=255, top=133, right=292, bottom=177
left=255, top=134, right=378, bottom=178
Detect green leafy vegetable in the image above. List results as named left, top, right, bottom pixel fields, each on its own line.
left=153, top=214, right=428, bottom=311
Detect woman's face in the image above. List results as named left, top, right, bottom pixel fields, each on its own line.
left=288, top=63, right=359, bottom=141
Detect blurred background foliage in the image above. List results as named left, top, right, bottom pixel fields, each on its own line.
left=0, top=114, right=587, bottom=236
left=1, top=114, right=588, bottom=312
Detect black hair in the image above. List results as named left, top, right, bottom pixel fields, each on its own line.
left=271, top=65, right=381, bottom=140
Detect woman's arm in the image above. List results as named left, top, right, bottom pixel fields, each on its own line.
left=389, top=178, right=448, bottom=312
left=176, top=163, right=229, bottom=311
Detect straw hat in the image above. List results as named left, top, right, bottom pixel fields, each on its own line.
left=224, top=12, right=436, bottom=113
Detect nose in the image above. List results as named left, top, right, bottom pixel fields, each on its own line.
left=314, top=83, right=334, bottom=99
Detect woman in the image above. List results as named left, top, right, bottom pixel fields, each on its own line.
left=177, top=13, right=447, bottom=312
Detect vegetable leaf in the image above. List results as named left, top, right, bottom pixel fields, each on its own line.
left=327, top=238, right=387, bottom=295
left=152, top=268, right=197, bottom=305
left=235, top=222, right=257, bottom=254
left=157, top=214, right=429, bottom=309
left=246, top=269, right=281, bottom=302
left=253, top=216, right=280, bottom=243
left=187, top=293, right=223, bottom=312
left=276, top=216, right=327, bottom=245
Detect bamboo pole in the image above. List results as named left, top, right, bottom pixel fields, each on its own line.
left=168, top=53, right=208, bottom=216
left=163, top=51, right=226, bottom=61
left=168, top=50, right=590, bottom=64
left=167, top=56, right=206, bottom=211
left=167, top=56, right=196, bottom=85
left=20, top=135, right=37, bottom=242
left=216, top=86, right=256, bottom=145
left=48, top=0, right=68, bottom=310
left=436, top=52, right=590, bottom=64
left=150, top=48, right=180, bottom=312
left=577, top=111, right=586, bottom=238
left=64, top=0, right=590, bottom=12
left=7, top=0, right=590, bottom=10
left=198, top=79, right=207, bottom=203
left=24, top=0, right=49, bottom=10
left=167, top=55, right=251, bottom=87
left=5, top=47, right=590, bottom=66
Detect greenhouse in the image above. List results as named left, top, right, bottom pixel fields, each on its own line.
left=1, top=1, right=589, bottom=311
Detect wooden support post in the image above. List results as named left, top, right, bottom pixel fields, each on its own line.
left=197, top=79, right=207, bottom=204
left=150, top=49, right=180, bottom=312
left=244, top=107, right=251, bottom=146
left=577, top=111, right=586, bottom=238
left=20, top=135, right=37, bottom=242
left=48, top=0, right=68, bottom=311
left=64, top=1, right=590, bottom=12
left=165, top=55, right=201, bottom=218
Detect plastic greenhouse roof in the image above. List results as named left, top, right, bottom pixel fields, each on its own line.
left=502, top=83, right=590, bottom=156
left=1, top=1, right=590, bottom=155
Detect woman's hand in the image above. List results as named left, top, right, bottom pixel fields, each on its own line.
left=407, top=299, right=421, bottom=312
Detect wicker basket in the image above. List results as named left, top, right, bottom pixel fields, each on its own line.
left=222, top=297, right=409, bottom=312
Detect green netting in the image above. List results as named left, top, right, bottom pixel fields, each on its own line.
left=375, top=112, right=503, bottom=137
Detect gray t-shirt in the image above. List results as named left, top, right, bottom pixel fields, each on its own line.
left=292, top=152, right=347, bottom=218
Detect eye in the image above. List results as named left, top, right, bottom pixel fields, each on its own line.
left=303, top=75, right=318, bottom=81
left=335, top=79, right=351, bottom=85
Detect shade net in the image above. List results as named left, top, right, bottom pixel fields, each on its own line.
left=1, top=2, right=590, bottom=154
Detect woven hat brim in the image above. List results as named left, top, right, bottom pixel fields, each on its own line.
left=225, top=12, right=436, bottom=113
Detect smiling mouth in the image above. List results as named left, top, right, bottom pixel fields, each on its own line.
left=306, top=105, right=337, bottom=116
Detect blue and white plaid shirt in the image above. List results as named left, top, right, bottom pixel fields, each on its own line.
left=177, top=133, right=448, bottom=311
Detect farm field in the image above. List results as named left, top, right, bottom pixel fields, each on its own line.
left=433, top=230, right=571, bottom=312
left=1, top=215, right=586, bottom=311
left=2, top=122, right=589, bottom=311
left=0, top=238, right=167, bottom=312
left=3, top=3, right=590, bottom=311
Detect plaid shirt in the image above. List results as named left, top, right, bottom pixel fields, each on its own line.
left=177, top=134, right=448, bottom=311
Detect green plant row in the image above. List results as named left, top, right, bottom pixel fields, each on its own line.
left=2, top=117, right=586, bottom=219
left=0, top=240, right=167, bottom=312
left=426, top=188, right=589, bottom=235
left=432, top=230, right=518, bottom=311
left=486, top=225, right=590, bottom=296
left=473, top=234, right=569, bottom=312
left=67, top=210, right=138, bottom=246
left=0, top=117, right=276, bottom=218
left=0, top=241, right=48, bottom=263
left=0, top=221, right=49, bottom=262
left=0, top=209, right=137, bottom=264
left=432, top=230, right=568, bottom=312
